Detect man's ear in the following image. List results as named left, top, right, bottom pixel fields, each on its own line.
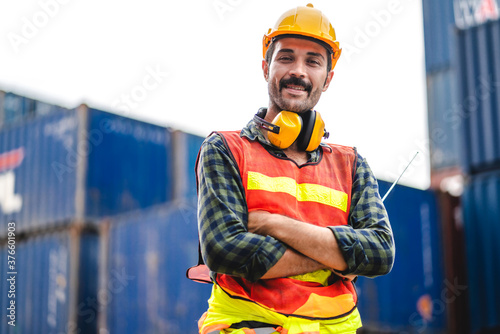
left=322, top=70, right=334, bottom=92
left=262, top=59, right=269, bottom=82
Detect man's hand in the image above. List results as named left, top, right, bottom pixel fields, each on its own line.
left=332, top=269, right=358, bottom=282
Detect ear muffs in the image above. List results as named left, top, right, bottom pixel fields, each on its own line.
left=267, top=111, right=302, bottom=149
left=297, top=110, right=327, bottom=151
left=254, top=110, right=329, bottom=152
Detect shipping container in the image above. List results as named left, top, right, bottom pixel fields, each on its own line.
left=453, top=0, right=500, bottom=30
left=0, top=91, right=70, bottom=129
left=0, top=105, right=172, bottom=236
left=0, top=226, right=99, bottom=334
left=101, top=201, right=212, bottom=334
left=422, top=0, right=462, bottom=187
left=423, top=0, right=500, bottom=72
left=84, top=107, right=172, bottom=217
left=462, top=170, right=500, bottom=333
left=422, top=0, right=456, bottom=72
left=0, top=92, right=36, bottom=127
left=456, top=19, right=500, bottom=174
left=357, top=180, right=447, bottom=334
left=171, top=130, right=205, bottom=200
left=426, top=69, right=462, bottom=171
left=0, top=91, right=4, bottom=125
left=435, top=191, right=469, bottom=334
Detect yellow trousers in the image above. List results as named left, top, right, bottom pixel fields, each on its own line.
left=199, top=284, right=362, bottom=334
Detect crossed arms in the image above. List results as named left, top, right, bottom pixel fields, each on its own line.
left=197, top=134, right=395, bottom=282
left=247, top=211, right=352, bottom=279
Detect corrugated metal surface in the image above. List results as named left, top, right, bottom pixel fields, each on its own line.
left=453, top=0, right=500, bottom=30
left=2, top=92, right=36, bottom=126
left=185, top=133, right=205, bottom=199
left=423, top=0, right=500, bottom=72
left=0, top=91, right=69, bottom=129
left=0, top=238, right=6, bottom=334
left=0, top=106, right=173, bottom=236
left=0, top=227, right=99, bottom=334
left=0, top=110, right=79, bottom=234
left=76, top=232, right=100, bottom=334
left=84, top=107, right=172, bottom=217
left=462, top=171, right=500, bottom=333
left=456, top=19, right=500, bottom=174
left=435, top=192, right=469, bottom=334
left=427, top=69, right=462, bottom=170
left=103, top=201, right=212, bottom=334
left=0, top=91, right=4, bottom=125
left=356, top=180, right=446, bottom=333
left=171, top=130, right=205, bottom=200
left=422, top=0, right=456, bottom=72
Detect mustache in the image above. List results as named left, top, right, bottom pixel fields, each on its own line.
left=279, top=77, right=312, bottom=92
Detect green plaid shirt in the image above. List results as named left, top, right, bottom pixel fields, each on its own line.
left=197, top=116, right=395, bottom=282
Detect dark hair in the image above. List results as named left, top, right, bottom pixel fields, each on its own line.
left=264, top=34, right=333, bottom=73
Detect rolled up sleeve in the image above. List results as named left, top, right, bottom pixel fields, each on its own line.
left=329, top=155, right=395, bottom=277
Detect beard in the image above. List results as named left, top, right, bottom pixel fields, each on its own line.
left=268, top=76, right=323, bottom=113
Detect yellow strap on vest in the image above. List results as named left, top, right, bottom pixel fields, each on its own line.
left=288, top=269, right=332, bottom=287
left=247, top=172, right=348, bottom=212
left=199, top=284, right=362, bottom=334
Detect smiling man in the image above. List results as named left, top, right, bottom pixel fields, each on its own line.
left=266, top=37, right=331, bottom=114
left=189, top=4, right=395, bottom=334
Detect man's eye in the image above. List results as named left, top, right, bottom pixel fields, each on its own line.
left=278, top=56, right=292, bottom=61
left=308, top=59, right=320, bottom=65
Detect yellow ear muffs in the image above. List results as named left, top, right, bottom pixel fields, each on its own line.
left=253, top=109, right=329, bottom=151
left=307, top=112, right=326, bottom=151
left=297, top=110, right=327, bottom=152
left=267, top=111, right=302, bottom=149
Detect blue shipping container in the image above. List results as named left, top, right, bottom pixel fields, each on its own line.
left=456, top=19, right=500, bottom=174
left=422, top=0, right=500, bottom=72
left=356, top=180, right=447, bottom=333
left=0, top=227, right=99, bottom=334
left=0, top=91, right=69, bottom=129
left=1, top=92, right=35, bottom=126
left=0, top=104, right=172, bottom=236
left=185, top=132, right=205, bottom=199
left=103, top=201, right=212, bottom=334
left=462, top=170, right=500, bottom=333
left=426, top=69, right=462, bottom=171
left=84, top=107, right=172, bottom=217
left=453, top=0, right=500, bottom=30
left=171, top=131, right=205, bottom=200
left=422, top=0, right=456, bottom=72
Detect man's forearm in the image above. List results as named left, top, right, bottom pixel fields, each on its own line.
left=260, top=248, right=327, bottom=279
left=249, top=211, right=348, bottom=272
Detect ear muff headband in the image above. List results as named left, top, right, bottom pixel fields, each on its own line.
left=254, top=110, right=329, bottom=152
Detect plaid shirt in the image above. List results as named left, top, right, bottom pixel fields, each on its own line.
left=197, top=116, right=395, bottom=282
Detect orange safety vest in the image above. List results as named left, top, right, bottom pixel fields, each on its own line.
left=215, top=131, right=358, bottom=320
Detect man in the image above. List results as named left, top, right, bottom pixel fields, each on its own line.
left=189, top=4, right=395, bottom=334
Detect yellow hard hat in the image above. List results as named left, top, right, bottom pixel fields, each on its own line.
left=263, top=3, right=341, bottom=70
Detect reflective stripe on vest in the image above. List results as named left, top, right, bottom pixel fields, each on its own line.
left=247, top=171, right=349, bottom=212
left=215, top=131, right=358, bottom=320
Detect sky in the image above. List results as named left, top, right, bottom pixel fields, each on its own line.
left=0, top=0, right=430, bottom=189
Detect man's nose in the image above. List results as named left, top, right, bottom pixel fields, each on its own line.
left=289, top=60, right=307, bottom=78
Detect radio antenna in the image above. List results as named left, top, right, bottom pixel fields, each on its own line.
left=382, top=152, right=419, bottom=202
